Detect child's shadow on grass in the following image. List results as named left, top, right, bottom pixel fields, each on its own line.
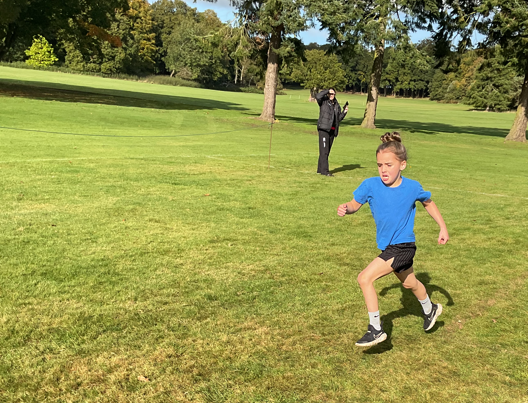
left=363, top=273, right=454, bottom=355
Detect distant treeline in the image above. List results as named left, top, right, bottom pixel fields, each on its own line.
left=0, top=0, right=523, bottom=112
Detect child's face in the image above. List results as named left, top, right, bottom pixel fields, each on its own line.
left=377, top=150, right=406, bottom=187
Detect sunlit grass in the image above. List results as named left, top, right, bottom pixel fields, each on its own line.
left=0, top=66, right=527, bottom=402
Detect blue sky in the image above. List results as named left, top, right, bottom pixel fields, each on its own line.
left=179, top=0, right=433, bottom=45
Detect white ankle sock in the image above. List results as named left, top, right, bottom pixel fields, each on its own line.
left=419, top=295, right=432, bottom=315
left=368, top=311, right=381, bottom=330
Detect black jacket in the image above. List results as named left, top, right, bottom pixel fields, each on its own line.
left=316, top=89, right=347, bottom=135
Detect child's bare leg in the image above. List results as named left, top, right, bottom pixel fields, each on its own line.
left=394, top=267, right=427, bottom=300
left=357, top=257, right=394, bottom=312
left=394, top=267, right=441, bottom=327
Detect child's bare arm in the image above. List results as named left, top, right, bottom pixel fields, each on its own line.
left=337, top=199, right=363, bottom=217
left=422, top=199, right=449, bottom=244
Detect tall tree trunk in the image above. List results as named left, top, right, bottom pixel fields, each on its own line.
left=234, top=63, right=238, bottom=84
left=505, top=69, right=528, bottom=142
left=0, top=24, right=16, bottom=61
left=259, top=28, right=281, bottom=122
left=309, top=87, right=318, bottom=102
left=361, top=36, right=385, bottom=129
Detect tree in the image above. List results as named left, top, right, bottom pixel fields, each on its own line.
left=227, top=21, right=257, bottom=85
left=443, top=51, right=482, bottom=103
left=291, top=49, right=347, bottom=100
left=465, top=46, right=520, bottom=112
left=163, top=10, right=229, bottom=83
left=476, top=0, right=528, bottom=142
left=0, top=0, right=129, bottom=62
left=307, top=0, right=439, bottom=128
left=432, top=0, right=528, bottom=141
left=25, top=35, right=58, bottom=67
left=56, top=0, right=157, bottom=75
left=229, top=0, right=309, bottom=121
left=104, top=0, right=157, bottom=75
left=151, top=0, right=200, bottom=73
left=429, top=70, right=449, bottom=101
left=342, top=45, right=373, bottom=94
left=383, top=39, right=434, bottom=98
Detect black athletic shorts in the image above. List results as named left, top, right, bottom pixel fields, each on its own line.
left=378, top=242, right=416, bottom=273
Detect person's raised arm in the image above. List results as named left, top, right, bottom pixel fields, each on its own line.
left=315, top=89, right=329, bottom=106
left=337, top=199, right=363, bottom=217
left=339, top=106, right=348, bottom=121
left=422, top=199, right=449, bottom=244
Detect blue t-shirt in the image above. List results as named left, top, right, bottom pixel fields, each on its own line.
left=353, top=176, right=431, bottom=250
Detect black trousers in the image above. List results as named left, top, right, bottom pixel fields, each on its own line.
left=317, top=130, right=335, bottom=174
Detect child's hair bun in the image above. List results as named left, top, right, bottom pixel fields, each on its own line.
left=380, top=131, right=402, bottom=143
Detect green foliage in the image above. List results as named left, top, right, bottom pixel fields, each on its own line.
left=306, top=0, right=438, bottom=58
left=429, top=51, right=486, bottom=103
left=433, top=0, right=528, bottom=139
left=226, top=22, right=265, bottom=86
left=290, top=49, right=347, bottom=98
left=383, top=39, right=434, bottom=96
left=429, top=70, right=449, bottom=101
left=342, top=45, right=373, bottom=93
left=234, top=0, right=309, bottom=41
left=150, top=0, right=195, bottom=73
left=163, top=11, right=229, bottom=83
left=465, top=47, right=520, bottom=112
left=101, top=0, right=158, bottom=75
left=476, top=0, right=528, bottom=75
left=444, top=52, right=482, bottom=103
left=0, top=0, right=129, bottom=61
left=24, top=35, right=58, bottom=67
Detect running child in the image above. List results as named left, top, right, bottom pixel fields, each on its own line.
left=337, top=132, right=449, bottom=347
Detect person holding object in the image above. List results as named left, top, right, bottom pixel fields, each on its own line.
left=337, top=132, right=449, bottom=347
left=316, top=89, right=348, bottom=176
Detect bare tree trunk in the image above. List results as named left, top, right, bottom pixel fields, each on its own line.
left=361, top=36, right=385, bottom=129
left=309, top=87, right=318, bottom=102
left=241, top=64, right=245, bottom=84
left=505, top=69, right=528, bottom=142
left=170, top=70, right=175, bottom=78
left=259, top=28, right=282, bottom=122
left=234, top=63, right=238, bottom=84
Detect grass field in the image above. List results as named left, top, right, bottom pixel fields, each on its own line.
left=0, top=66, right=527, bottom=402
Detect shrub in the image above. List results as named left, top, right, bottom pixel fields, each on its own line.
left=25, top=36, right=58, bottom=67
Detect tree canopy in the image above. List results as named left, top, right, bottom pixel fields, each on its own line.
left=0, top=0, right=526, bottom=141
left=291, top=49, right=347, bottom=100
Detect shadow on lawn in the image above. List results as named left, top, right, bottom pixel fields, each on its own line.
left=0, top=79, right=248, bottom=111
left=362, top=273, right=454, bottom=355
left=330, top=164, right=365, bottom=174
left=375, top=118, right=508, bottom=138
left=271, top=113, right=508, bottom=138
left=274, top=114, right=364, bottom=127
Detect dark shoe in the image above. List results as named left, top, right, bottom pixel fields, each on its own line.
left=355, top=324, right=387, bottom=347
left=423, top=303, right=442, bottom=331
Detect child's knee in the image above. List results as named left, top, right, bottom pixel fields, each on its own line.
left=357, top=272, right=371, bottom=288
left=402, top=277, right=420, bottom=290
left=402, top=280, right=415, bottom=290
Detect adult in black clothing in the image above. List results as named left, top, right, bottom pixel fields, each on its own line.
left=315, top=88, right=348, bottom=176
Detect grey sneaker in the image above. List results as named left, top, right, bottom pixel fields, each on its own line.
left=423, top=303, right=443, bottom=331
left=355, top=324, right=387, bottom=347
